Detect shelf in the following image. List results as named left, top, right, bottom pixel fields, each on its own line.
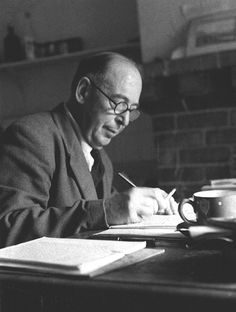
left=144, top=49, right=236, bottom=78
left=0, top=43, right=140, bottom=71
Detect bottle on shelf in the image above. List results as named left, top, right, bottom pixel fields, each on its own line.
left=23, top=11, right=35, bottom=60
left=3, top=25, right=24, bottom=63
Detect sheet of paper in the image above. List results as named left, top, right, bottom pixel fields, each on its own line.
left=110, top=214, right=182, bottom=229
left=96, top=228, right=178, bottom=236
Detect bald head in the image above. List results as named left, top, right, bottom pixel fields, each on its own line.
left=71, top=52, right=142, bottom=97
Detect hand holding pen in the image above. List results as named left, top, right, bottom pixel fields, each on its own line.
left=104, top=174, right=178, bottom=225
left=118, top=172, right=177, bottom=215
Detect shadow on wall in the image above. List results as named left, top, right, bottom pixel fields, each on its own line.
left=112, top=160, right=158, bottom=192
left=105, top=112, right=157, bottom=192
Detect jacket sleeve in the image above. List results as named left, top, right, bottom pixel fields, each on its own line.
left=0, top=120, right=110, bottom=247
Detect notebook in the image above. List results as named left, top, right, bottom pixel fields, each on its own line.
left=0, top=237, right=148, bottom=277
left=92, top=214, right=185, bottom=246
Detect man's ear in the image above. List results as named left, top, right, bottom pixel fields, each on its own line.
left=75, top=77, right=90, bottom=104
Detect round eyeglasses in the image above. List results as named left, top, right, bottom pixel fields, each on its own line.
left=87, top=77, right=140, bottom=122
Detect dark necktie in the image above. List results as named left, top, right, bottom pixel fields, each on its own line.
left=90, top=149, right=104, bottom=198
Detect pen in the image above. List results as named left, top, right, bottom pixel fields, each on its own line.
left=118, top=172, right=176, bottom=200
left=165, top=188, right=176, bottom=200
left=118, top=172, right=136, bottom=187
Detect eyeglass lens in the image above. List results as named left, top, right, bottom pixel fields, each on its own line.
left=88, top=77, right=140, bottom=121
left=114, top=103, right=140, bottom=121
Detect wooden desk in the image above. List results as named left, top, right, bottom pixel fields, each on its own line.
left=0, top=244, right=236, bottom=312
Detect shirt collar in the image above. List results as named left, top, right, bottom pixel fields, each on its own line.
left=64, top=104, right=94, bottom=170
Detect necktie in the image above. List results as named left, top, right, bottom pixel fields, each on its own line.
left=90, top=149, right=105, bottom=198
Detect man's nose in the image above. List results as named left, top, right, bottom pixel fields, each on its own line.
left=116, top=111, right=130, bottom=127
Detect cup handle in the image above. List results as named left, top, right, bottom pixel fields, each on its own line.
left=178, top=198, right=197, bottom=224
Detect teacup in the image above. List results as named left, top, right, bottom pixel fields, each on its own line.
left=178, top=189, right=236, bottom=225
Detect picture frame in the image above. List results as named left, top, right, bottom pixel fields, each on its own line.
left=186, top=13, right=236, bottom=57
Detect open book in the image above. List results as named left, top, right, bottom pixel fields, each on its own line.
left=0, top=237, right=148, bottom=277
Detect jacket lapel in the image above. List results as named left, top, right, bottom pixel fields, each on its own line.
left=51, top=103, right=98, bottom=200
left=100, top=151, right=110, bottom=198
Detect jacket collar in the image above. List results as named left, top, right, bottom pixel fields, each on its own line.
left=51, top=103, right=98, bottom=200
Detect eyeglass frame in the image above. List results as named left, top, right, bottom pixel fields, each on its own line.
left=86, top=76, right=140, bottom=121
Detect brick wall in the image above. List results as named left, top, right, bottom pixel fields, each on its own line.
left=142, top=64, right=236, bottom=200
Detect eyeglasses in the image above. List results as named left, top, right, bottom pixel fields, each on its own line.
left=87, top=77, right=140, bottom=122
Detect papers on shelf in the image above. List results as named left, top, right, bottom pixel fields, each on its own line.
left=0, top=237, right=147, bottom=277
left=202, top=178, right=236, bottom=190
left=210, top=179, right=236, bottom=186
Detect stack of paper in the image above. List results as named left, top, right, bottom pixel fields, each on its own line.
left=0, top=237, right=148, bottom=277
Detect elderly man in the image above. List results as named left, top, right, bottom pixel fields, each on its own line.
left=0, top=52, right=177, bottom=247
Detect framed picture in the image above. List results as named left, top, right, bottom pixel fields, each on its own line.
left=186, top=13, right=236, bottom=57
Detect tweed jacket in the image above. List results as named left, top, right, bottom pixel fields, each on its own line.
left=0, top=103, right=114, bottom=247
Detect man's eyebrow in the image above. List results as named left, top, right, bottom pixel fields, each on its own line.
left=112, top=94, right=140, bottom=106
left=112, top=93, right=128, bottom=101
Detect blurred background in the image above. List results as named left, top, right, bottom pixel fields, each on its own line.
left=1, top=0, right=236, bottom=200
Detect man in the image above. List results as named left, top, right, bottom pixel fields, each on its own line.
left=0, top=52, right=177, bottom=247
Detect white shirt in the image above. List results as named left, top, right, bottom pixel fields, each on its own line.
left=64, top=104, right=94, bottom=171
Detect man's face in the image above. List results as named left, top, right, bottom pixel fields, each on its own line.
left=80, top=62, right=142, bottom=149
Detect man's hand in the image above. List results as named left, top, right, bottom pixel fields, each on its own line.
left=155, top=188, right=178, bottom=215
left=104, top=187, right=178, bottom=226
